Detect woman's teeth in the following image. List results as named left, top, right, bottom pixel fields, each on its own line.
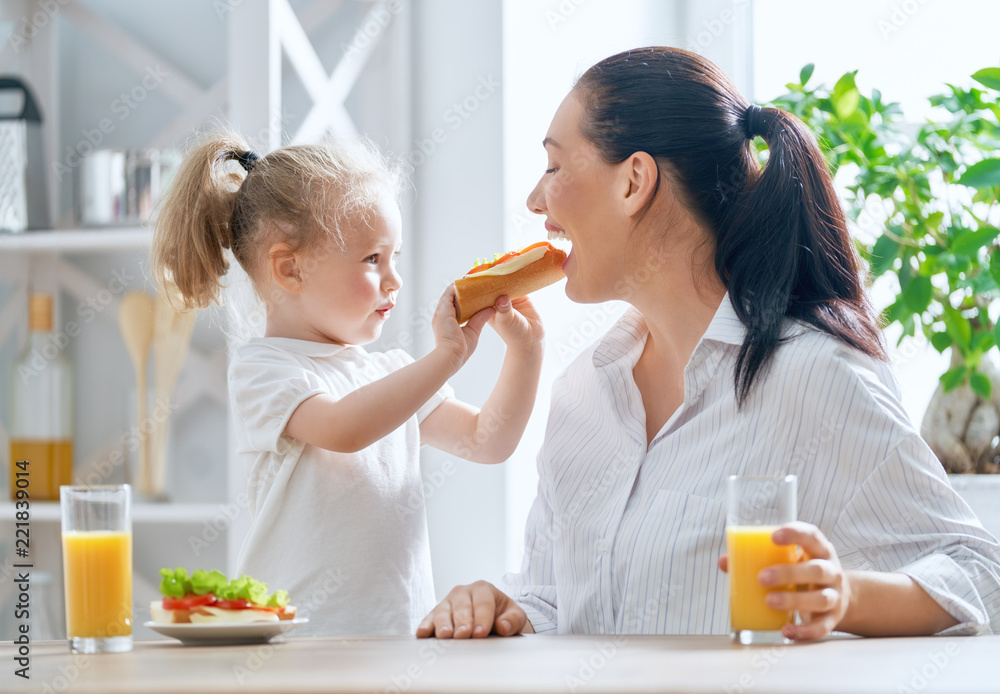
left=547, top=229, right=568, bottom=241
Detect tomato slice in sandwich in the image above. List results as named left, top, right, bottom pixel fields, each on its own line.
left=162, top=593, right=216, bottom=610
left=467, top=242, right=552, bottom=275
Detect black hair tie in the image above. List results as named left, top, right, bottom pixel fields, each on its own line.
left=744, top=104, right=767, bottom=140
left=236, top=149, right=260, bottom=173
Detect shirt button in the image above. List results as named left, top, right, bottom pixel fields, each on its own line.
left=597, top=539, right=610, bottom=554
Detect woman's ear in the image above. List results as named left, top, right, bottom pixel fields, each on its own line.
left=268, top=243, right=304, bottom=294
left=622, top=151, right=660, bottom=217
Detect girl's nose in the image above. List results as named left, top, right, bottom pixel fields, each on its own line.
left=386, top=264, right=403, bottom=292
left=526, top=177, right=547, bottom=215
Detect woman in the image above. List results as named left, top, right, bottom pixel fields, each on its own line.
left=417, top=47, right=1000, bottom=641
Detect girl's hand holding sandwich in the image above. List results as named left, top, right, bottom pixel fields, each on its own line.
left=431, top=284, right=495, bottom=371
left=488, top=295, right=544, bottom=357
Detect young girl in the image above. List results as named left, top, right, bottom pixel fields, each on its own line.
left=151, top=134, right=544, bottom=635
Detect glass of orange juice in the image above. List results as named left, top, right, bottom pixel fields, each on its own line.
left=726, top=475, right=798, bottom=645
left=60, top=485, right=132, bottom=654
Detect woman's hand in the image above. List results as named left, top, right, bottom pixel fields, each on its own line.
left=416, top=580, right=530, bottom=638
left=431, top=285, right=494, bottom=370
left=488, top=295, right=545, bottom=356
left=719, top=521, right=852, bottom=641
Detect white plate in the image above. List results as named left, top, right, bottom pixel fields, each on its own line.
left=143, top=618, right=309, bottom=646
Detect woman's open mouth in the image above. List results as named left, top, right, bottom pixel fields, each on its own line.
left=545, top=222, right=568, bottom=242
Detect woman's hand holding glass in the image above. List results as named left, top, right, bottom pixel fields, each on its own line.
left=720, top=521, right=852, bottom=641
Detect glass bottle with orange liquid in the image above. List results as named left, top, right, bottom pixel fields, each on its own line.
left=9, top=293, right=74, bottom=501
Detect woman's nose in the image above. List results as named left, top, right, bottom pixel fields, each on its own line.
left=526, top=177, right=547, bottom=215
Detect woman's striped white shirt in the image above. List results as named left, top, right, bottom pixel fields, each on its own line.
left=502, top=295, right=1000, bottom=635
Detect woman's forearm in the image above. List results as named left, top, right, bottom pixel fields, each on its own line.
left=467, top=346, right=543, bottom=463
left=837, top=571, right=959, bottom=636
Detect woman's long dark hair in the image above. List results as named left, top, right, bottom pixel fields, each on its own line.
left=574, top=46, right=886, bottom=404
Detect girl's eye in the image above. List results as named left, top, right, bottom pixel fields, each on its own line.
left=365, top=254, right=378, bottom=264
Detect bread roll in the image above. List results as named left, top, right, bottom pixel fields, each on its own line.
left=454, top=245, right=567, bottom=323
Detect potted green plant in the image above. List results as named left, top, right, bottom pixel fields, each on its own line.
left=763, top=64, right=1000, bottom=477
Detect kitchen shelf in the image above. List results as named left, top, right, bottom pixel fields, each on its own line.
left=0, top=501, right=223, bottom=524
left=0, top=227, right=153, bottom=253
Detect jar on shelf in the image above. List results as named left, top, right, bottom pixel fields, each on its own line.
left=8, top=293, right=74, bottom=501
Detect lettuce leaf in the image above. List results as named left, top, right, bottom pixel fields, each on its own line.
left=267, top=590, right=290, bottom=608
left=189, top=569, right=228, bottom=596
left=158, top=567, right=289, bottom=607
left=159, top=567, right=191, bottom=598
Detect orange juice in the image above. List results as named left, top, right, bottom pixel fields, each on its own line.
left=727, top=525, right=797, bottom=631
left=9, top=438, right=73, bottom=501
left=62, top=531, right=133, bottom=638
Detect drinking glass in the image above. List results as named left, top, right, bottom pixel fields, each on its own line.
left=60, top=485, right=132, bottom=654
left=726, top=475, right=798, bottom=645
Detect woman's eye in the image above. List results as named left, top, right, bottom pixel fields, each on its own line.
left=545, top=168, right=557, bottom=175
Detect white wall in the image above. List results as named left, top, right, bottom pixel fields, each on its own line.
left=408, top=0, right=509, bottom=597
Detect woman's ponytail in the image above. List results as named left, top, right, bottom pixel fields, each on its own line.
left=716, top=106, right=886, bottom=403
left=151, top=133, right=251, bottom=310
left=574, top=47, right=886, bottom=405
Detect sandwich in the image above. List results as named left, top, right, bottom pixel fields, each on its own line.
left=454, top=241, right=567, bottom=324
left=149, top=567, right=297, bottom=624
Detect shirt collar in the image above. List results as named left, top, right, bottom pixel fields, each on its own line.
left=246, top=336, right=359, bottom=359
left=699, top=292, right=746, bottom=346
left=592, top=308, right=647, bottom=368
left=592, top=293, right=746, bottom=369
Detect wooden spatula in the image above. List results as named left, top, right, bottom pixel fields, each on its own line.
left=149, top=292, right=197, bottom=499
left=118, top=291, right=155, bottom=492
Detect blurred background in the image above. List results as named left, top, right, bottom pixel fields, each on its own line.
left=0, top=0, right=998, bottom=639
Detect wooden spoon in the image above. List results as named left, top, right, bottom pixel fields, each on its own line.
left=118, top=291, right=155, bottom=493
left=150, top=292, right=197, bottom=499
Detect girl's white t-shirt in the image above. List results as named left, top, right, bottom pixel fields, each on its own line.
left=228, top=337, right=453, bottom=635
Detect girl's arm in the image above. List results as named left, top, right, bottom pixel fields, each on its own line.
left=421, top=296, right=544, bottom=464
left=285, top=288, right=493, bottom=453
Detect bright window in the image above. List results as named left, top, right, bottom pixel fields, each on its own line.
left=753, top=0, right=1000, bottom=427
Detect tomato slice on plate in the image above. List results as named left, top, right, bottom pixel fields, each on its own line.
left=162, top=593, right=216, bottom=610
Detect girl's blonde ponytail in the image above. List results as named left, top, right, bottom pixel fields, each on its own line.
left=152, top=132, right=251, bottom=309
